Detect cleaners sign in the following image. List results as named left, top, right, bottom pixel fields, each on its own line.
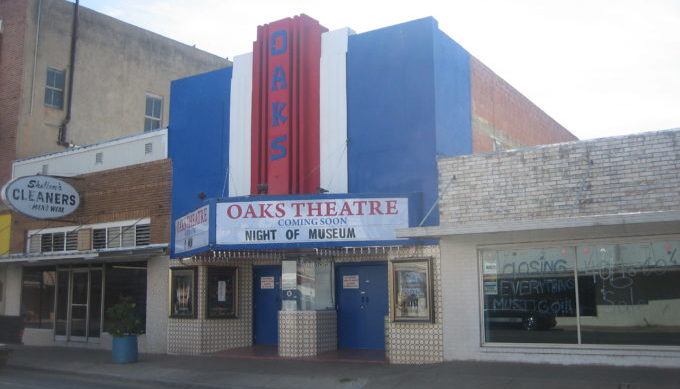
left=216, top=197, right=409, bottom=246
left=1, top=175, right=80, bottom=219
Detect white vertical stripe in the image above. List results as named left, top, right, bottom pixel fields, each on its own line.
left=320, top=28, right=353, bottom=194
left=228, top=53, right=253, bottom=197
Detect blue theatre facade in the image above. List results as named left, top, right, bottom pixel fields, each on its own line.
left=166, top=16, right=575, bottom=363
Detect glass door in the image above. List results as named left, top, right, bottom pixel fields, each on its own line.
left=69, top=270, right=89, bottom=341
left=54, top=268, right=104, bottom=343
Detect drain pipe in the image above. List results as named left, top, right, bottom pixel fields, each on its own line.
left=57, top=0, right=79, bottom=147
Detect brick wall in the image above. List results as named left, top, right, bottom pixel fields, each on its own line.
left=438, top=129, right=680, bottom=224
left=470, top=56, right=577, bottom=152
left=9, top=159, right=171, bottom=253
left=0, top=0, right=28, bottom=185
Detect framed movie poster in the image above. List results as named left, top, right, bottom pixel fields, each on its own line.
left=393, top=258, right=433, bottom=322
left=206, top=267, right=238, bottom=318
left=170, top=267, right=197, bottom=318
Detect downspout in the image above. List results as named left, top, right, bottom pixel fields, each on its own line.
left=29, top=0, right=43, bottom=114
left=57, top=0, right=79, bottom=147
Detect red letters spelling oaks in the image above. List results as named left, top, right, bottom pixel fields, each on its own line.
left=226, top=200, right=399, bottom=219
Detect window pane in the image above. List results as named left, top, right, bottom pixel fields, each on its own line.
left=153, top=99, right=161, bottom=118
left=576, top=241, right=680, bottom=346
left=21, top=267, right=55, bottom=329
left=89, top=270, right=102, bottom=338
left=44, top=89, right=53, bottom=106
left=66, top=231, right=78, bottom=251
left=481, top=247, right=578, bottom=344
left=46, top=69, right=55, bottom=87
left=107, top=227, right=121, bottom=248
left=53, top=91, right=63, bottom=109
left=55, top=271, right=69, bottom=336
left=104, top=263, right=147, bottom=332
left=145, top=97, right=153, bottom=116
left=52, top=232, right=65, bottom=252
left=54, top=70, right=65, bottom=89
left=121, top=226, right=135, bottom=247
left=41, top=234, right=53, bottom=252
left=92, top=228, right=107, bottom=249
left=135, top=224, right=150, bottom=246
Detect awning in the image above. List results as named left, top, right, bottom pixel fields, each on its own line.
left=397, top=210, right=680, bottom=238
left=0, top=244, right=167, bottom=265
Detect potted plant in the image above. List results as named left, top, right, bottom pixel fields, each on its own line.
left=106, top=296, right=144, bottom=363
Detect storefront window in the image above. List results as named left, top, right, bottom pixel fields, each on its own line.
left=481, top=247, right=578, bottom=344
left=481, top=239, right=680, bottom=347
left=105, top=263, right=147, bottom=328
left=576, top=241, right=680, bottom=346
left=21, top=267, right=56, bottom=329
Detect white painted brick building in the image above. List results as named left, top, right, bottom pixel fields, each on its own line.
left=401, top=129, right=680, bottom=367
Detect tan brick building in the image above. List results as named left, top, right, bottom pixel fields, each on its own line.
left=0, top=0, right=230, bottom=186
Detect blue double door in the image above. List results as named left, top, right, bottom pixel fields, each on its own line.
left=335, top=263, right=388, bottom=350
left=252, top=262, right=388, bottom=350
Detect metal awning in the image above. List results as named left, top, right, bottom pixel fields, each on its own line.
left=397, top=210, right=680, bottom=239
left=0, top=244, right=167, bottom=265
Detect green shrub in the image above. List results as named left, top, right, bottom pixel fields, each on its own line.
left=106, top=297, right=145, bottom=337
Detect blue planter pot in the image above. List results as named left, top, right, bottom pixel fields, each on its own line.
left=111, top=335, right=138, bottom=363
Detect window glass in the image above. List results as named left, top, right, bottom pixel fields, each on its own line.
left=576, top=241, right=680, bottom=346
left=481, top=239, right=680, bottom=347
left=21, top=267, right=56, bottom=329
left=481, top=247, right=578, bottom=344
left=297, top=258, right=334, bottom=311
left=44, top=68, right=65, bottom=109
left=144, top=95, right=162, bottom=131
left=281, top=258, right=334, bottom=311
left=104, top=262, right=147, bottom=331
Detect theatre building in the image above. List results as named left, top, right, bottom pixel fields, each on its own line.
left=401, top=129, right=680, bottom=367
left=168, top=15, right=575, bottom=363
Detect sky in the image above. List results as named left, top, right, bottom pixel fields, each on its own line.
left=79, top=0, right=679, bottom=140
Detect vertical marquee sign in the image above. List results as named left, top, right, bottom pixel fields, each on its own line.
left=251, top=15, right=327, bottom=195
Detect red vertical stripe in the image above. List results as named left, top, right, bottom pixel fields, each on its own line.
left=250, top=15, right=327, bottom=195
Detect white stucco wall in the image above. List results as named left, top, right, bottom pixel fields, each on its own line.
left=143, top=255, right=169, bottom=353
left=3, top=265, right=22, bottom=316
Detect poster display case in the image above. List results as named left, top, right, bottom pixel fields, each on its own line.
left=170, top=267, right=197, bottom=318
left=392, top=258, right=433, bottom=322
left=206, top=267, right=238, bottom=318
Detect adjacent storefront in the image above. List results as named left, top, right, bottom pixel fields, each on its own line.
left=401, top=129, right=680, bottom=367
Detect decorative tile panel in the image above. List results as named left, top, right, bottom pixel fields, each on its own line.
left=279, top=310, right=337, bottom=357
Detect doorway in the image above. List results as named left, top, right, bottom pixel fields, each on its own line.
left=55, top=268, right=103, bottom=342
left=335, top=262, right=388, bottom=350
left=252, top=266, right=281, bottom=345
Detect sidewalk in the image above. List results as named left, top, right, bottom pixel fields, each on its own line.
left=5, top=345, right=680, bottom=389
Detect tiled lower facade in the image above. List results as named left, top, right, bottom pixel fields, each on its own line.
left=279, top=310, right=337, bottom=357
left=167, top=245, right=444, bottom=364
left=167, top=257, right=279, bottom=355
left=386, top=245, right=444, bottom=364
